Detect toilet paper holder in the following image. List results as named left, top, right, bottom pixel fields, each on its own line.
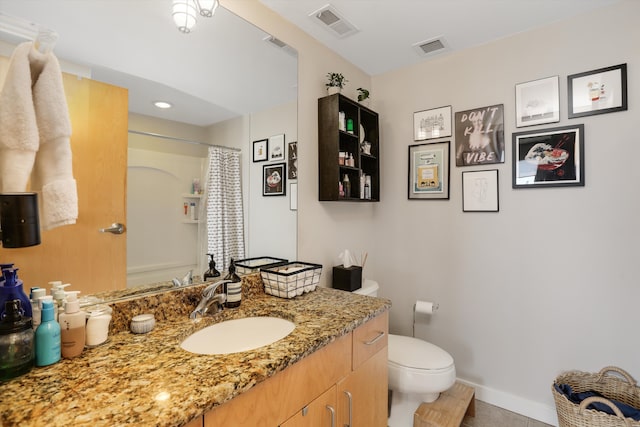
left=413, top=300, right=438, bottom=337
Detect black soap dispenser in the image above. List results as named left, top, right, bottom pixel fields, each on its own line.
left=0, top=300, right=34, bottom=380
left=203, top=254, right=221, bottom=281
left=223, top=258, right=242, bottom=309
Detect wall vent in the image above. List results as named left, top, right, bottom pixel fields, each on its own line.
left=413, top=36, right=449, bottom=57
left=263, top=35, right=298, bottom=58
left=309, top=4, right=359, bottom=38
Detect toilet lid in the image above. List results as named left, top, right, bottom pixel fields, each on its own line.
left=388, top=334, right=454, bottom=370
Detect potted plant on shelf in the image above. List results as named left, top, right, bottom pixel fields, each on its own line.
left=357, top=87, right=370, bottom=106
left=326, top=72, right=347, bottom=95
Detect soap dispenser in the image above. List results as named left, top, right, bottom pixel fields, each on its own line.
left=35, top=300, right=61, bottom=366
left=204, top=254, right=221, bottom=281
left=0, top=268, right=32, bottom=318
left=0, top=300, right=34, bottom=380
left=223, top=258, right=242, bottom=309
left=59, top=291, right=85, bottom=359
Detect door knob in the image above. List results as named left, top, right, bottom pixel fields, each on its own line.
left=99, top=222, right=126, bottom=234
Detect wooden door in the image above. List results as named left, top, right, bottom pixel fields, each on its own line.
left=337, top=349, right=389, bottom=427
left=0, top=63, right=128, bottom=294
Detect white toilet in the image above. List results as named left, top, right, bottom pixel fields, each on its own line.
left=354, top=279, right=456, bottom=427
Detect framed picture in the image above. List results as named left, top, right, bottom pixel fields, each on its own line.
left=290, top=183, right=298, bottom=210
left=253, top=139, right=268, bottom=162
left=454, top=104, right=504, bottom=166
left=413, top=105, right=452, bottom=141
left=288, top=141, right=298, bottom=180
left=512, top=124, right=585, bottom=188
left=408, top=141, right=450, bottom=200
left=462, top=169, right=499, bottom=212
left=515, top=76, right=560, bottom=127
left=568, top=63, right=627, bottom=118
left=268, top=134, right=285, bottom=161
left=263, top=163, right=286, bottom=196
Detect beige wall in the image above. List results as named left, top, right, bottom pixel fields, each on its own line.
left=230, top=0, right=639, bottom=424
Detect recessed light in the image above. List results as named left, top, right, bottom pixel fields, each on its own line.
left=153, top=101, right=172, bottom=109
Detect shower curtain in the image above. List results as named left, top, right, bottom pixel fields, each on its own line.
left=200, top=146, right=245, bottom=275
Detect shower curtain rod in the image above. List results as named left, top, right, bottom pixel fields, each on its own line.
left=128, top=129, right=241, bottom=152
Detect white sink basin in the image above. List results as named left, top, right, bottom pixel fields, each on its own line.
left=180, top=316, right=295, bottom=355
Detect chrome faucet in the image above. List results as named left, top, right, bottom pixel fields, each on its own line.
left=189, top=280, right=232, bottom=319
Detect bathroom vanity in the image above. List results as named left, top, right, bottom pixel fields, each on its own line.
left=0, top=275, right=390, bottom=427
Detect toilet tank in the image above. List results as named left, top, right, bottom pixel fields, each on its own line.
left=353, top=279, right=379, bottom=297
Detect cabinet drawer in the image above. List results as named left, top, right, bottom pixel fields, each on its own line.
left=352, top=311, right=388, bottom=369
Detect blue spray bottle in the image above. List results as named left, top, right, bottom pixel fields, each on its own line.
left=0, top=268, right=32, bottom=318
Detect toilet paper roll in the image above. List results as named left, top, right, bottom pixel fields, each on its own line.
left=414, top=300, right=438, bottom=315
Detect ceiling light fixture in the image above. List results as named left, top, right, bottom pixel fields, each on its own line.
left=172, top=0, right=219, bottom=33
left=153, top=101, right=172, bottom=109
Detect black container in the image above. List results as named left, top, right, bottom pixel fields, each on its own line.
left=0, top=193, right=41, bottom=248
left=332, top=265, right=362, bottom=292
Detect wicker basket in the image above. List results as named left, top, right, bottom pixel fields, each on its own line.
left=260, top=262, right=322, bottom=299
left=553, top=366, right=640, bottom=427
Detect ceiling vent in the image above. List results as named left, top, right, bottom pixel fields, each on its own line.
left=413, top=36, right=449, bottom=57
left=263, top=35, right=298, bottom=57
left=309, top=4, right=359, bottom=38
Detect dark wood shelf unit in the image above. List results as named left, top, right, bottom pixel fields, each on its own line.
left=318, top=93, right=380, bottom=202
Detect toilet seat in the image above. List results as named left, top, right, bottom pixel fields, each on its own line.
left=388, top=334, right=454, bottom=371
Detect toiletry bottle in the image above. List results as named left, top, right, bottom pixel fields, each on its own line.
left=59, top=291, right=85, bottom=359
left=204, top=254, right=221, bottom=281
left=189, top=202, right=196, bottom=221
left=38, top=295, right=58, bottom=323
left=0, top=268, right=32, bottom=318
left=35, top=300, right=61, bottom=367
left=30, top=288, right=46, bottom=330
left=342, top=174, right=351, bottom=198
left=49, top=282, right=69, bottom=320
left=0, top=300, right=34, bottom=380
left=338, top=111, right=346, bottom=131
left=224, top=258, right=242, bottom=309
left=85, top=304, right=112, bottom=347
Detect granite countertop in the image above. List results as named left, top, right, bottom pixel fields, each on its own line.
left=0, top=276, right=390, bottom=426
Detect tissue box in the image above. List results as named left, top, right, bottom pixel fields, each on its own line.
left=332, top=265, right=362, bottom=291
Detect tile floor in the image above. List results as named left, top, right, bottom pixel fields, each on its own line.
left=462, top=400, right=554, bottom=427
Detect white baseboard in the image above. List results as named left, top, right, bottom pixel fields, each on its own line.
left=457, top=378, right=559, bottom=426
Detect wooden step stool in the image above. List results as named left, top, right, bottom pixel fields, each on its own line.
left=413, top=382, right=475, bottom=427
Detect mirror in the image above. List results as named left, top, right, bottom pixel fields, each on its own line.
left=0, top=2, right=298, bottom=299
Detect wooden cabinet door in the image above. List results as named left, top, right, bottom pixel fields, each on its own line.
left=337, top=349, right=389, bottom=427
left=280, top=386, right=337, bottom=427
left=0, top=67, right=128, bottom=294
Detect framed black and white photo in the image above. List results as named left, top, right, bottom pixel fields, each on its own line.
left=408, top=141, right=450, bottom=200
left=462, top=169, right=499, bottom=212
left=287, top=141, right=297, bottom=180
left=515, top=76, right=560, bottom=127
left=568, top=63, right=627, bottom=118
left=268, top=134, right=285, bottom=161
left=512, top=124, right=585, bottom=188
left=454, top=104, right=504, bottom=166
left=413, top=105, right=452, bottom=141
left=253, top=139, right=268, bottom=162
left=263, top=163, right=286, bottom=196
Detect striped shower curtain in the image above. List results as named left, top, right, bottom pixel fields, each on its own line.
left=202, top=146, right=245, bottom=274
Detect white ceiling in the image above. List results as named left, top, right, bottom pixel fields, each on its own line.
left=259, top=0, right=623, bottom=75
left=0, top=0, right=623, bottom=127
left=0, top=0, right=298, bottom=127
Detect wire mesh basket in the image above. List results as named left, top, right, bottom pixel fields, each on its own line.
left=235, top=257, right=288, bottom=275
left=260, top=262, right=322, bottom=299
left=553, top=366, right=640, bottom=427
